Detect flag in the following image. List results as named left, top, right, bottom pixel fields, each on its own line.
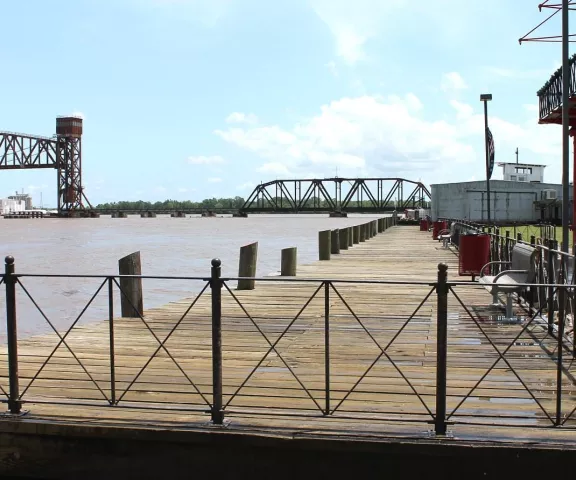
left=486, top=127, right=495, bottom=180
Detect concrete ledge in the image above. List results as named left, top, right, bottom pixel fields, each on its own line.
left=1, top=418, right=576, bottom=479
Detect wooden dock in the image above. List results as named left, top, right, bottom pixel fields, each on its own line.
left=1, top=224, right=576, bottom=463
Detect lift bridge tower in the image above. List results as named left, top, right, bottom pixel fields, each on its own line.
left=55, top=116, right=87, bottom=214
left=0, top=116, right=93, bottom=217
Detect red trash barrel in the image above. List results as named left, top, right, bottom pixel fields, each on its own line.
left=420, top=219, right=429, bottom=231
left=458, top=234, right=491, bottom=277
left=432, top=220, right=447, bottom=240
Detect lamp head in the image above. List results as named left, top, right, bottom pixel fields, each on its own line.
left=480, top=93, right=493, bottom=101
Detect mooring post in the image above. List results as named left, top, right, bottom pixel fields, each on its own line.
left=373, top=220, right=378, bottom=236
left=359, top=224, right=366, bottom=242
left=210, top=258, right=224, bottom=424
left=339, top=228, right=349, bottom=250
left=378, top=218, right=383, bottom=233
left=5, top=256, right=21, bottom=414
left=331, top=229, right=340, bottom=254
left=435, top=263, right=448, bottom=435
left=118, top=252, right=144, bottom=318
left=348, top=227, right=353, bottom=247
left=353, top=225, right=360, bottom=244
left=238, top=242, right=258, bottom=290
left=281, top=247, right=297, bottom=276
left=319, top=230, right=331, bottom=260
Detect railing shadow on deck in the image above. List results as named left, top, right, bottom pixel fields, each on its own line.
left=0, top=254, right=576, bottom=436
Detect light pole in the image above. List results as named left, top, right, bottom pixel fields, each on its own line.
left=480, top=93, right=493, bottom=226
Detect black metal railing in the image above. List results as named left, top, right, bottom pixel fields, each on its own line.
left=439, top=218, right=576, bottom=353
left=537, top=53, right=576, bottom=121
left=1, top=255, right=576, bottom=434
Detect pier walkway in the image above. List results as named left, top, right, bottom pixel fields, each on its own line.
left=1, top=225, right=576, bottom=468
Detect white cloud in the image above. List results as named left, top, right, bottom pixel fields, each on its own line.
left=178, top=187, right=188, bottom=193
left=187, top=155, right=225, bottom=165
left=325, top=61, right=338, bottom=77
left=237, top=182, right=255, bottom=190
left=26, top=184, right=48, bottom=192
left=450, top=100, right=474, bottom=120
left=257, top=163, right=292, bottom=176
left=208, top=177, right=222, bottom=183
left=441, top=72, right=467, bottom=93
left=215, top=90, right=561, bottom=184
left=225, top=112, right=258, bottom=125
left=524, top=103, right=539, bottom=114
left=311, top=0, right=404, bottom=64
left=154, top=186, right=166, bottom=193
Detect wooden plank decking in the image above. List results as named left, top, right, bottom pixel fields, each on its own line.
left=1, top=225, right=576, bottom=447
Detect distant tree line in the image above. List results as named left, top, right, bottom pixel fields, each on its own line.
left=95, top=196, right=430, bottom=210
left=96, top=197, right=246, bottom=210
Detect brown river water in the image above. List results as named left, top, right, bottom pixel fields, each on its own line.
left=0, top=214, right=382, bottom=339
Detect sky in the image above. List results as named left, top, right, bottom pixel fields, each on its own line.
left=0, top=0, right=573, bottom=207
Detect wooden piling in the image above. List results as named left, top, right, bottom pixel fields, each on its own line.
left=348, top=227, right=353, bottom=247
left=118, top=251, right=143, bottom=318
left=281, top=247, right=297, bottom=276
left=372, top=220, right=378, bottom=236
left=359, top=224, right=366, bottom=242
left=339, top=228, right=349, bottom=250
left=319, top=230, right=331, bottom=260
left=238, top=242, right=258, bottom=290
left=378, top=218, right=383, bottom=233
left=353, top=225, right=360, bottom=244
left=331, top=229, right=340, bottom=254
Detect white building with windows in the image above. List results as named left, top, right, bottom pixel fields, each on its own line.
left=430, top=162, right=569, bottom=223
left=498, top=162, right=546, bottom=183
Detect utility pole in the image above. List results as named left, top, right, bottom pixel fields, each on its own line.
left=515, top=147, right=519, bottom=164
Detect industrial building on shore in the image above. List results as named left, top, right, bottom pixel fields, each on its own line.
left=430, top=162, right=570, bottom=224
left=0, top=192, right=34, bottom=214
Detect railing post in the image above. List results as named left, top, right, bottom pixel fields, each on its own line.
left=556, top=270, right=565, bottom=426
left=5, top=256, right=21, bottom=414
left=210, top=258, right=224, bottom=424
left=324, top=281, right=330, bottom=416
left=108, top=277, right=116, bottom=405
left=548, top=242, right=556, bottom=335
left=435, top=263, right=448, bottom=435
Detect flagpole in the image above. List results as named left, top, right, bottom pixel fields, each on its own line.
left=481, top=93, right=493, bottom=226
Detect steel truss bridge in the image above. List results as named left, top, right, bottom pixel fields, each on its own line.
left=89, top=178, right=431, bottom=217
left=0, top=118, right=92, bottom=217
left=237, top=178, right=430, bottom=215
left=0, top=119, right=430, bottom=217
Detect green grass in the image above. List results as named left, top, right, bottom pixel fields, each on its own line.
left=496, top=225, right=573, bottom=246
